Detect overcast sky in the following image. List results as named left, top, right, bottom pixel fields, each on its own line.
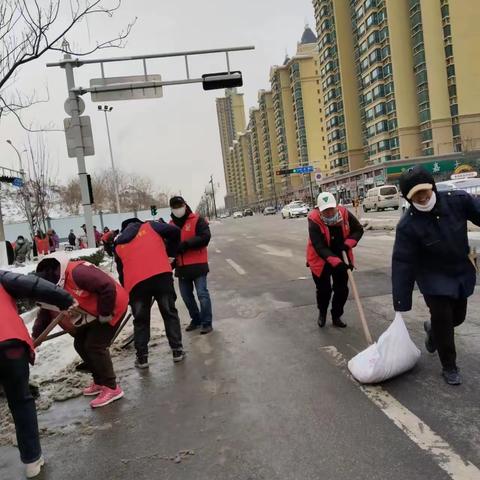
left=0, top=0, right=316, bottom=209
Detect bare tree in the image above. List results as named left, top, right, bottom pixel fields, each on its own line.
left=59, top=177, right=82, bottom=214
left=0, top=0, right=135, bottom=128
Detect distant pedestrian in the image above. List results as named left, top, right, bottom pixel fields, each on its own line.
left=94, top=226, right=102, bottom=247
left=392, top=166, right=480, bottom=385
left=34, top=231, right=49, bottom=256
left=169, top=196, right=213, bottom=334
left=6, top=241, right=15, bottom=265
left=14, top=236, right=31, bottom=265
left=114, top=217, right=184, bottom=368
left=68, top=229, right=76, bottom=247
left=101, top=228, right=117, bottom=257
left=47, top=229, right=59, bottom=253
left=0, top=269, right=73, bottom=478
left=306, top=192, right=363, bottom=328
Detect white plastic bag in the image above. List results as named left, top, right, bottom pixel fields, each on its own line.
left=348, top=312, right=421, bottom=384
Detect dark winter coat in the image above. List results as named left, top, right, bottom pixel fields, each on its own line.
left=392, top=190, right=480, bottom=311
left=14, top=240, right=31, bottom=264
left=0, top=270, right=73, bottom=311
left=114, top=220, right=180, bottom=291
left=308, top=211, right=364, bottom=261
left=68, top=232, right=76, bottom=246
left=170, top=207, right=211, bottom=279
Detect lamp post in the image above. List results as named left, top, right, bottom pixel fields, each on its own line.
left=98, top=105, right=121, bottom=214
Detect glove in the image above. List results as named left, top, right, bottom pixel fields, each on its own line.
left=98, top=314, right=113, bottom=324
left=335, top=262, right=352, bottom=273
left=177, top=241, right=189, bottom=254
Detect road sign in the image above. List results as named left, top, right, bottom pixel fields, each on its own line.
left=314, top=172, right=323, bottom=185
left=276, top=165, right=314, bottom=176
left=64, top=116, right=95, bottom=157
left=90, top=75, right=163, bottom=102
left=64, top=97, right=85, bottom=116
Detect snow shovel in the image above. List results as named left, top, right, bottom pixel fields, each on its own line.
left=342, top=251, right=373, bottom=346
left=33, top=310, right=70, bottom=348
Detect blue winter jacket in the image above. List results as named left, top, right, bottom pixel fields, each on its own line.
left=392, top=190, right=480, bottom=311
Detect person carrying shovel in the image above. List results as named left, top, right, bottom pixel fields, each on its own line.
left=306, top=192, right=364, bottom=328
left=0, top=270, right=74, bottom=478
left=392, top=166, right=480, bottom=385
left=33, top=252, right=129, bottom=407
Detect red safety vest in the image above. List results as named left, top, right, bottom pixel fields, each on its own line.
left=306, top=206, right=354, bottom=277
left=0, top=285, right=35, bottom=363
left=172, top=213, right=208, bottom=267
left=64, top=261, right=128, bottom=326
left=115, top=222, right=172, bottom=293
left=35, top=237, right=49, bottom=255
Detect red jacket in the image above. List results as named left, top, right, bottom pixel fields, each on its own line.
left=64, top=261, right=128, bottom=326
left=0, top=285, right=35, bottom=361
left=35, top=236, right=49, bottom=255
left=306, top=206, right=355, bottom=277
left=115, top=222, right=172, bottom=293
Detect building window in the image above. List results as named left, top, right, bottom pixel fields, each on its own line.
left=367, top=125, right=376, bottom=137
left=384, top=82, right=394, bottom=95
left=364, top=91, right=374, bottom=104
left=421, top=129, right=433, bottom=142
left=358, top=22, right=366, bottom=36
left=445, top=44, right=453, bottom=58
left=360, top=40, right=368, bottom=54
left=386, top=100, right=396, bottom=113
left=448, top=84, right=457, bottom=97
left=388, top=118, right=398, bottom=130
left=366, top=107, right=375, bottom=121
left=366, top=13, right=377, bottom=28
left=443, top=24, right=451, bottom=37
left=452, top=124, right=460, bottom=137
left=447, top=64, right=456, bottom=78
left=367, top=31, right=379, bottom=46
left=441, top=4, right=449, bottom=18
left=378, top=139, right=389, bottom=152
left=390, top=137, right=399, bottom=148
left=383, top=63, right=393, bottom=78
left=376, top=120, right=388, bottom=133
left=419, top=109, right=430, bottom=123
left=371, top=67, right=383, bottom=82
left=374, top=103, right=386, bottom=116
left=450, top=103, right=458, bottom=116
left=373, top=84, right=385, bottom=99
left=416, top=69, right=428, bottom=86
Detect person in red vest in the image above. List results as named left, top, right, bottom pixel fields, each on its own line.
left=114, top=217, right=183, bottom=369
left=0, top=270, right=73, bottom=478
left=34, top=230, right=49, bottom=256
left=34, top=252, right=129, bottom=408
left=306, top=192, right=363, bottom=328
left=169, top=196, right=213, bottom=334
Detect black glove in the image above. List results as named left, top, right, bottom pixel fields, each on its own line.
left=335, top=261, right=353, bottom=273
left=177, top=241, right=188, bottom=254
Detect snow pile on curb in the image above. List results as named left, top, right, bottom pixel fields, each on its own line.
left=360, top=218, right=398, bottom=231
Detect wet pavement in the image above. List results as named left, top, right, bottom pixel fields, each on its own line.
left=1, top=215, right=479, bottom=479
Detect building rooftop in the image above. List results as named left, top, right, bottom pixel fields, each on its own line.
left=300, top=25, right=317, bottom=44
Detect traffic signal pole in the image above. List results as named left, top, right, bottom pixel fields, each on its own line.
left=209, top=175, right=218, bottom=219
left=0, top=188, right=7, bottom=266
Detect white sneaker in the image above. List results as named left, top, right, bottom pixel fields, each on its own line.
left=25, top=456, right=45, bottom=478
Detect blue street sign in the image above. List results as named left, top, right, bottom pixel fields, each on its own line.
left=12, top=177, right=24, bottom=187
left=292, top=165, right=314, bottom=174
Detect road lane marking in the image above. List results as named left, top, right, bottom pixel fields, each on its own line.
left=322, top=346, right=480, bottom=480
left=226, top=259, right=246, bottom=275
left=215, top=249, right=222, bottom=253
left=256, top=244, right=293, bottom=258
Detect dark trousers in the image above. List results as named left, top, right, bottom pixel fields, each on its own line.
left=0, top=341, right=41, bottom=464
left=130, top=276, right=183, bottom=357
left=424, top=295, right=467, bottom=370
left=73, top=320, right=120, bottom=389
left=178, top=275, right=213, bottom=327
left=312, top=265, right=349, bottom=319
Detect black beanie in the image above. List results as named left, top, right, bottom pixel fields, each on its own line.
left=399, top=166, right=436, bottom=201
left=169, top=196, right=186, bottom=208
left=121, top=217, right=141, bottom=231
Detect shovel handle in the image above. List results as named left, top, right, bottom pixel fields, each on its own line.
left=33, top=311, right=68, bottom=348
left=342, top=251, right=374, bottom=345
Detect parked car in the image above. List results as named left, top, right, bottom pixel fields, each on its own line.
left=233, top=211, right=244, bottom=219
left=263, top=206, right=276, bottom=215
left=243, top=208, right=254, bottom=216
left=363, top=185, right=400, bottom=212
left=281, top=201, right=309, bottom=219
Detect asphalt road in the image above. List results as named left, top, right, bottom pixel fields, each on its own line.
left=1, top=214, right=480, bottom=480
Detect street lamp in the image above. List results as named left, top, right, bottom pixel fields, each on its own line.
left=6, top=139, right=24, bottom=172
left=98, top=105, right=121, bottom=214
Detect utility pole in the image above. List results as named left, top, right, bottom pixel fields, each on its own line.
left=0, top=185, right=7, bottom=266
left=98, top=105, right=121, bottom=214
left=61, top=48, right=96, bottom=248
left=209, top=175, right=218, bottom=219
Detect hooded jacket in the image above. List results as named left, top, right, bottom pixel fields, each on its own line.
left=392, top=168, right=480, bottom=311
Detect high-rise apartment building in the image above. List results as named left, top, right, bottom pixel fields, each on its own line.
left=216, top=88, right=247, bottom=208
left=313, top=0, right=480, bottom=174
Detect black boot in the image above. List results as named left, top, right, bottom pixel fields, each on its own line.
left=423, top=321, right=437, bottom=353
left=317, top=313, right=326, bottom=328
left=332, top=317, right=347, bottom=328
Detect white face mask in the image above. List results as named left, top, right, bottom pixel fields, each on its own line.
left=172, top=207, right=186, bottom=218
left=413, top=191, right=436, bottom=212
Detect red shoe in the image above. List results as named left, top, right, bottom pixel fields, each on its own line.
left=83, top=383, right=103, bottom=396
left=90, top=385, right=124, bottom=408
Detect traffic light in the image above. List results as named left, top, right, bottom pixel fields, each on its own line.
left=202, top=71, right=243, bottom=91
left=150, top=205, right=157, bottom=216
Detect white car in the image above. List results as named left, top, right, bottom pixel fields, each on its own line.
left=233, top=211, right=244, bottom=219
left=281, top=201, right=309, bottom=219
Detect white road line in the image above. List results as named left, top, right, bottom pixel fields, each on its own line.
left=322, top=346, right=480, bottom=480
left=215, top=249, right=222, bottom=253
left=225, top=259, right=246, bottom=275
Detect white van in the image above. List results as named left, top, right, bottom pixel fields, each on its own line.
left=363, top=185, right=400, bottom=212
